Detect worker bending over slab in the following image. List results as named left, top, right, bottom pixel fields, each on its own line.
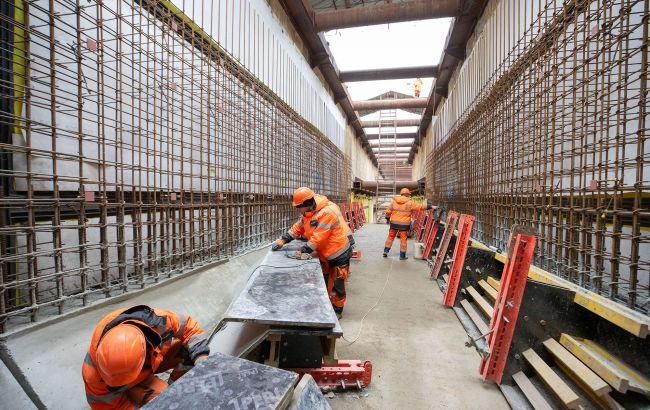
left=272, top=187, right=353, bottom=318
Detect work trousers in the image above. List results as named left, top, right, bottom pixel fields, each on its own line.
left=125, top=341, right=193, bottom=406
left=320, top=259, right=350, bottom=314
left=384, top=228, right=408, bottom=252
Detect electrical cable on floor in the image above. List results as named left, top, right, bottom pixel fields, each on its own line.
left=342, top=258, right=393, bottom=346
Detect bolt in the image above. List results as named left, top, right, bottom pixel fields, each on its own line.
left=540, top=320, right=546, bottom=326
left=514, top=353, right=521, bottom=360
left=524, top=315, right=529, bottom=322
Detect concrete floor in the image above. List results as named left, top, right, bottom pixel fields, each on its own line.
left=331, top=223, right=509, bottom=410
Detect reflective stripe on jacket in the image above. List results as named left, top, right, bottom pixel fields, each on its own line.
left=287, top=195, right=351, bottom=261
left=82, top=305, right=208, bottom=410
left=385, top=195, right=424, bottom=230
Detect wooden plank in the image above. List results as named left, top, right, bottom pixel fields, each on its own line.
left=442, top=273, right=449, bottom=283
left=560, top=334, right=650, bottom=395
left=466, top=286, right=494, bottom=318
left=573, top=292, right=648, bottom=339
left=460, top=299, right=489, bottom=335
left=522, top=348, right=582, bottom=409
left=512, top=371, right=554, bottom=410
left=542, top=338, right=610, bottom=396
left=478, top=279, right=498, bottom=302
left=487, top=276, right=501, bottom=291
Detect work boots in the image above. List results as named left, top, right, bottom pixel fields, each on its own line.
left=383, top=247, right=390, bottom=257
left=399, top=251, right=408, bottom=260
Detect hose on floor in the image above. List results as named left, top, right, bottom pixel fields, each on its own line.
left=342, top=258, right=393, bottom=345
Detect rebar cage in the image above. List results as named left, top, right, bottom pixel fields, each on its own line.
left=426, top=0, right=649, bottom=313
left=0, top=0, right=351, bottom=332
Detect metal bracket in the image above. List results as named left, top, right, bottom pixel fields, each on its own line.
left=465, top=328, right=494, bottom=360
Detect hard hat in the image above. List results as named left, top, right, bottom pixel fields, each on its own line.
left=400, top=188, right=411, bottom=196
left=96, top=324, right=147, bottom=387
left=292, top=187, right=315, bottom=207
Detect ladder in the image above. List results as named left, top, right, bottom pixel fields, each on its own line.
left=374, top=107, right=398, bottom=220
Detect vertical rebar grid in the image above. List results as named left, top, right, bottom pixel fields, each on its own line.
left=426, top=0, right=649, bottom=314
left=0, top=1, right=349, bottom=332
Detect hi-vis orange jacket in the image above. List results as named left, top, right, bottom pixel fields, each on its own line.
left=385, top=195, right=424, bottom=231
left=82, top=305, right=208, bottom=410
left=284, top=195, right=351, bottom=262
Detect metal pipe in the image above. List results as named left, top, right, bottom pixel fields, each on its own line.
left=367, top=133, right=416, bottom=140
left=340, top=66, right=438, bottom=82
left=353, top=98, right=428, bottom=111
left=313, top=0, right=462, bottom=32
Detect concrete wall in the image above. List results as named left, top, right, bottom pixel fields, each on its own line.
left=1, top=247, right=268, bottom=410
left=345, top=126, right=377, bottom=182
left=411, top=122, right=433, bottom=181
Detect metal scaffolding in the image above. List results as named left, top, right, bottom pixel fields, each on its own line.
left=426, top=0, right=649, bottom=313
left=0, top=0, right=350, bottom=332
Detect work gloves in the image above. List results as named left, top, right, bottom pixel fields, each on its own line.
left=426, top=204, right=433, bottom=210
left=385, top=216, right=390, bottom=224
left=271, top=239, right=285, bottom=251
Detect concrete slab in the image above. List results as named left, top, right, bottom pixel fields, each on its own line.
left=223, top=242, right=337, bottom=328
left=1, top=247, right=268, bottom=410
left=143, top=352, right=298, bottom=409
left=331, top=223, right=509, bottom=410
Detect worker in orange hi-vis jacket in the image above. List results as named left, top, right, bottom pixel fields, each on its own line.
left=383, top=188, right=432, bottom=260
left=271, top=187, right=353, bottom=317
left=82, top=305, right=209, bottom=409
left=414, top=77, right=423, bottom=97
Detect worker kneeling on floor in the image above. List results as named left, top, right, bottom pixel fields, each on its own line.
left=272, top=187, right=352, bottom=318
left=383, top=188, right=432, bottom=260
left=82, top=305, right=209, bottom=409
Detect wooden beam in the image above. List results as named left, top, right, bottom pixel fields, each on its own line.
left=487, top=276, right=501, bottom=291
left=478, top=279, right=498, bottom=302
left=522, top=349, right=582, bottom=409
left=512, top=371, right=554, bottom=410
left=466, top=286, right=494, bottom=318
left=542, top=338, right=610, bottom=396
left=559, top=334, right=650, bottom=395
left=460, top=299, right=489, bottom=335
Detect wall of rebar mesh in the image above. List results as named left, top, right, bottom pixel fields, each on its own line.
left=426, top=0, right=649, bottom=313
left=0, top=0, right=351, bottom=332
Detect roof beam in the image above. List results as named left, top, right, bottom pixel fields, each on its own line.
left=361, top=119, right=421, bottom=128
left=340, top=65, right=438, bottom=82
left=367, top=132, right=417, bottom=140
left=353, top=98, right=428, bottom=111
left=370, top=141, right=414, bottom=148
left=313, top=0, right=462, bottom=32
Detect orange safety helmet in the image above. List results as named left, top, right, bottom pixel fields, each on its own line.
left=292, top=187, right=315, bottom=207
left=96, top=324, right=147, bottom=387
left=400, top=188, right=411, bottom=196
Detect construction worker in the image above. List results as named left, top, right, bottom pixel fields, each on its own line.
left=383, top=188, right=431, bottom=260
left=272, top=187, right=353, bottom=317
left=82, top=305, right=209, bottom=409
left=414, top=77, right=423, bottom=97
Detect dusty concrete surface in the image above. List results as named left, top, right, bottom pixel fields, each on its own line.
left=1, top=247, right=268, bottom=410
left=331, top=224, right=509, bottom=410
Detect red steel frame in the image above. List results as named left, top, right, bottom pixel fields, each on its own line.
left=430, top=211, right=460, bottom=279
left=293, top=360, right=373, bottom=390
left=418, top=209, right=434, bottom=242
left=479, top=234, right=537, bottom=384
left=413, top=210, right=426, bottom=240
left=442, top=214, right=475, bottom=306
left=421, top=219, right=441, bottom=261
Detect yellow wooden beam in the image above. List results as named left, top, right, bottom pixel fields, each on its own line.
left=522, top=348, right=582, bottom=409
left=460, top=299, right=489, bottom=335
left=466, top=286, right=494, bottom=318
left=478, top=279, right=498, bottom=302
left=559, top=334, right=650, bottom=396
left=486, top=276, right=501, bottom=291
left=542, top=338, right=610, bottom=396
left=512, top=371, right=554, bottom=410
